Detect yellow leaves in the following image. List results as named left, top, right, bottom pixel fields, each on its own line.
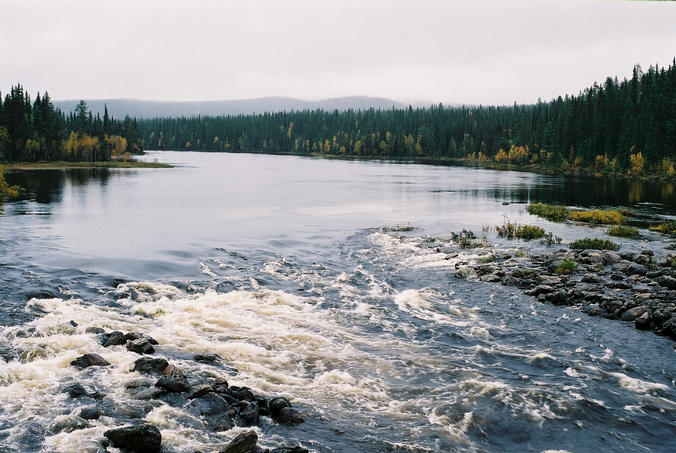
left=628, top=151, right=645, bottom=176
left=105, top=135, right=128, bottom=159
left=494, top=148, right=508, bottom=163
left=661, top=157, right=675, bottom=177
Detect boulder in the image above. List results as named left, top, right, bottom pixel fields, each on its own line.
left=100, top=331, right=127, bottom=347
left=193, top=352, right=220, bottom=363
left=104, top=424, right=162, bottom=453
left=70, top=354, right=110, bottom=369
left=656, top=276, right=676, bottom=290
left=79, top=406, right=101, bottom=420
left=635, top=311, right=651, bottom=330
left=238, top=401, right=259, bottom=426
left=526, top=285, right=554, bottom=296
left=49, top=415, right=90, bottom=434
left=64, top=383, right=88, bottom=398
left=624, top=263, right=648, bottom=276
left=188, top=392, right=230, bottom=416
left=124, top=332, right=159, bottom=345
left=221, top=430, right=258, bottom=453
left=155, top=365, right=190, bottom=393
left=274, top=407, right=307, bottom=426
left=127, top=339, right=155, bottom=355
left=128, top=386, right=167, bottom=400
left=602, top=251, right=621, bottom=265
left=132, top=357, right=168, bottom=375
left=268, top=397, right=291, bottom=416
left=271, top=448, right=309, bottom=453
left=621, top=306, right=647, bottom=322
left=188, top=384, right=214, bottom=400
left=455, top=267, right=478, bottom=280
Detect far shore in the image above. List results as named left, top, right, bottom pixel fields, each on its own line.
left=2, top=160, right=173, bottom=170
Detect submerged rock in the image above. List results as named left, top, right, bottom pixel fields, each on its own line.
left=64, top=383, right=88, bottom=398
left=49, top=415, right=90, bottom=434
left=104, top=424, right=162, bottom=453
left=220, top=430, right=258, bottom=453
left=70, top=353, right=110, bottom=369
left=79, top=406, right=101, bottom=420
left=132, top=357, right=168, bottom=374
left=271, top=447, right=309, bottom=453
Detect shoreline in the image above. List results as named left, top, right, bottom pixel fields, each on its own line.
left=2, top=160, right=172, bottom=170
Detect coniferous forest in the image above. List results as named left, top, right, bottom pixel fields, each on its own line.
left=137, top=61, right=676, bottom=176
left=0, top=85, right=142, bottom=163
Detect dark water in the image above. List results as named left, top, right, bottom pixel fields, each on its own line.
left=0, top=152, right=674, bottom=453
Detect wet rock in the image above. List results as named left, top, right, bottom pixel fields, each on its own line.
left=124, top=332, right=159, bottom=345
left=100, top=331, right=127, bottom=347
left=128, top=386, right=167, bottom=400
left=455, top=267, right=478, bottom=280
left=193, top=352, right=220, bottom=363
left=85, top=327, right=105, bottom=334
left=526, top=285, right=554, bottom=296
left=624, top=263, right=648, bottom=276
left=239, top=401, right=259, bottom=426
left=634, top=254, right=651, bottom=266
left=546, top=290, right=569, bottom=306
left=127, top=339, right=155, bottom=355
left=584, top=304, right=605, bottom=317
left=70, top=353, right=110, bottom=369
left=220, top=430, right=258, bottom=453
left=609, top=281, right=633, bottom=290
left=69, top=320, right=79, bottom=327
left=209, top=415, right=235, bottom=432
left=132, top=357, right=168, bottom=375
left=212, top=379, right=230, bottom=393
left=104, top=424, right=162, bottom=453
left=635, top=312, right=651, bottom=330
left=602, top=251, right=621, bottom=265
left=610, top=273, right=624, bottom=281
left=656, top=276, right=676, bottom=289
left=581, top=274, right=603, bottom=283
left=20, top=347, right=49, bottom=362
left=64, top=383, right=88, bottom=398
left=230, top=386, right=256, bottom=402
left=188, top=392, right=230, bottom=416
left=49, top=415, right=90, bottom=434
left=268, top=397, right=291, bottom=416
left=99, top=399, right=150, bottom=419
left=274, top=407, right=307, bottom=426
left=621, top=306, right=647, bottom=322
left=79, top=406, right=101, bottom=420
left=256, top=398, right=270, bottom=417
left=188, top=384, right=214, bottom=400
left=155, top=365, right=190, bottom=393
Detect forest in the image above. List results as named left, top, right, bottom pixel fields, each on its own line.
left=0, top=85, right=142, bottom=163
left=137, top=61, right=676, bottom=176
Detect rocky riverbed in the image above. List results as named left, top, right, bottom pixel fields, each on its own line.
left=448, top=239, right=676, bottom=340
left=49, top=328, right=310, bottom=453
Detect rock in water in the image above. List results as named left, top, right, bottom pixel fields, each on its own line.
left=275, top=407, right=307, bottom=426
left=49, top=415, right=90, bottom=434
left=104, top=424, right=162, bottom=453
left=271, top=448, right=309, bottom=453
left=100, top=331, right=127, bottom=347
left=155, top=365, right=190, bottom=393
left=221, top=430, right=258, bottom=453
left=268, top=397, right=291, bottom=416
left=63, top=383, right=88, bottom=398
left=70, top=353, right=110, bottom=369
left=79, top=406, right=101, bottom=420
left=127, top=339, right=156, bottom=355
left=132, top=357, right=169, bottom=374
left=188, top=392, right=230, bottom=416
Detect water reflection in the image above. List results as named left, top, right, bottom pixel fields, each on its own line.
left=4, top=168, right=113, bottom=204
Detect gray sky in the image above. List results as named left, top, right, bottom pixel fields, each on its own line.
left=1, top=0, right=675, bottom=105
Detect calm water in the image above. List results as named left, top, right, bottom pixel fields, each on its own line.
left=0, top=151, right=674, bottom=452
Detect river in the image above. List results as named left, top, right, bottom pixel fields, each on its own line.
left=1, top=151, right=674, bottom=452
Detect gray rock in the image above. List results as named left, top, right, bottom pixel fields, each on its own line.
left=126, top=339, right=155, bottom=355
left=268, top=397, right=291, bottom=416
left=635, top=311, right=651, bottom=330
left=85, top=327, right=105, bottom=334
left=155, top=365, right=190, bottom=393
left=128, top=386, right=167, bottom=400
left=271, top=448, right=309, bottom=453
left=132, top=357, right=168, bottom=375
left=100, top=331, right=127, bottom=347
left=104, top=424, right=162, bottom=453
left=602, top=251, right=621, bottom=265
left=239, top=401, right=259, bottom=426
left=188, top=384, right=214, bottom=400
left=656, top=276, right=676, bottom=289
left=188, top=392, right=230, bottom=416
left=79, top=406, right=101, bottom=420
left=49, top=415, right=90, bottom=434
left=526, top=285, right=554, bottom=296
left=221, top=430, right=258, bottom=453
left=70, top=354, right=110, bottom=369
left=456, top=267, right=478, bottom=280
left=621, top=306, right=647, bottom=321
left=64, top=383, right=88, bottom=398
left=624, top=263, right=648, bottom=276
left=274, top=407, right=307, bottom=426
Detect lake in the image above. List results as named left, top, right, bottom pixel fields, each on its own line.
left=0, top=151, right=674, bottom=452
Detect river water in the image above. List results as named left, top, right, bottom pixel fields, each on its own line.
left=0, top=151, right=674, bottom=452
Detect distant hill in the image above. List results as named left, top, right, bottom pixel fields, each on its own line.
left=53, top=96, right=420, bottom=118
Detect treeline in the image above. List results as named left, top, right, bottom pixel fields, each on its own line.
left=137, top=60, right=676, bottom=175
left=0, top=85, right=142, bottom=162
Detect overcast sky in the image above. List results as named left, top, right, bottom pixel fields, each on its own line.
left=1, top=0, right=675, bottom=105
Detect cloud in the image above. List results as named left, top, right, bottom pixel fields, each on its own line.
left=1, top=0, right=675, bottom=104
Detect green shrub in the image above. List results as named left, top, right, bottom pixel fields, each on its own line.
left=526, top=203, right=570, bottom=221
left=569, top=209, right=623, bottom=225
left=556, top=259, right=578, bottom=274
left=649, top=221, right=676, bottom=236
left=495, top=221, right=545, bottom=240
left=607, top=225, right=639, bottom=238
left=541, top=232, right=562, bottom=246
left=570, top=238, right=620, bottom=251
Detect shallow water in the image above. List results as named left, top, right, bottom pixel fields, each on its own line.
left=1, top=152, right=675, bottom=452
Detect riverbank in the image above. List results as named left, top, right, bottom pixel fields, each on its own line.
left=2, top=160, right=172, bottom=170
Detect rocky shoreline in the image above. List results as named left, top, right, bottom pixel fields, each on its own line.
left=452, top=244, right=676, bottom=340
left=52, top=327, right=310, bottom=453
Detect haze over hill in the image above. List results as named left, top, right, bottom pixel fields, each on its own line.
left=53, top=96, right=423, bottom=118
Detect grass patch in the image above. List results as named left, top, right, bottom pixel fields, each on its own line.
left=556, top=259, right=578, bottom=274
left=479, top=254, right=495, bottom=263
left=607, top=225, right=639, bottom=238
left=541, top=232, right=563, bottom=246
left=649, top=221, right=676, bottom=236
left=526, top=203, right=570, bottom=221
left=382, top=225, right=416, bottom=232
left=568, top=209, right=623, bottom=225
left=570, top=238, right=620, bottom=251
left=495, top=221, right=545, bottom=240
left=451, top=229, right=485, bottom=248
